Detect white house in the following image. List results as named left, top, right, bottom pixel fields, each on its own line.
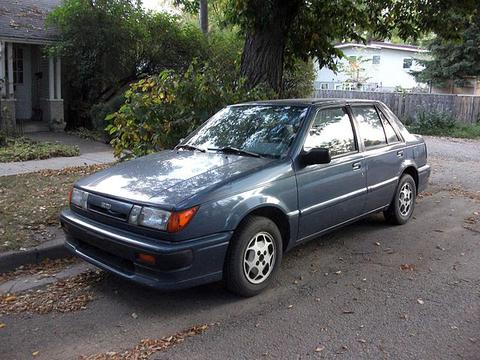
left=315, top=41, right=428, bottom=92
left=0, top=0, right=64, bottom=132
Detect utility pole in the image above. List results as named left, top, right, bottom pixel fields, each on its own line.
left=199, top=0, right=208, bottom=35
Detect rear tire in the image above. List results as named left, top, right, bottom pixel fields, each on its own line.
left=225, top=216, right=282, bottom=297
left=384, top=174, right=416, bottom=225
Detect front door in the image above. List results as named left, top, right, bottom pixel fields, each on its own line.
left=13, top=44, right=32, bottom=120
left=296, top=107, right=367, bottom=241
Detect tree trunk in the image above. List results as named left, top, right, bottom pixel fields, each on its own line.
left=240, top=1, right=300, bottom=93
left=199, top=0, right=208, bottom=35
left=240, top=26, right=286, bottom=92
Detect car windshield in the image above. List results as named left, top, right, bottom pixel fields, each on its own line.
left=184, top=105, right=309, bottom=158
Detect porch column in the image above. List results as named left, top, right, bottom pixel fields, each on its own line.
left=0, top=41, right=5, bottom=98
left=55, top=57, right=61, bottom=99
left=7, top=42, right=14, bottom=98
left=48, top=56, right=55, bottom=100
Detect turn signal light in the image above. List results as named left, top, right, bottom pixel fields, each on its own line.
left=167, top=206, right=199, bottom=233
left=136, top=253, right=156, bottom=265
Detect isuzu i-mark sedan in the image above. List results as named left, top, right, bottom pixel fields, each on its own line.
left=60, top=99, right=430, bottom=296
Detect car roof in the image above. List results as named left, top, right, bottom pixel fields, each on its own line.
left=234, top=98, right=380, bottom=107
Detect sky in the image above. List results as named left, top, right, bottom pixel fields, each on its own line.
left=142, top=0, right=179, bottom=13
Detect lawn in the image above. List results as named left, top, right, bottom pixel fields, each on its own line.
left=0, top=164, right=110, bottom=252
left=0, top=137, right=80, bottom=162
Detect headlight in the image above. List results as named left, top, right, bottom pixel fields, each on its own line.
left=70, top=188, right=89, bottom=210
left=138, top=206, right=171, bottom=230
left=129, top=205, right=199, bottom=232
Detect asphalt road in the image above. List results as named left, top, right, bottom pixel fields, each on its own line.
left=1, top=136, right=479, bottom=360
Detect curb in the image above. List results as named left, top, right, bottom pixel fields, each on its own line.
left=0, top=236, right=70, bottom=273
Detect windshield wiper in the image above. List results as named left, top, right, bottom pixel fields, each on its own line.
left=208, top=147, right=262, bottom=158
left=175, top=144, right=205, bottom=152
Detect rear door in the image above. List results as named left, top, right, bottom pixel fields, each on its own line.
left=296, top=106, right=367, bottom=241
left=349, top=104, right=404, bottom=212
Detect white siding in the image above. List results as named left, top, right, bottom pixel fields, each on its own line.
left=315, top=46, right=427, bottom=91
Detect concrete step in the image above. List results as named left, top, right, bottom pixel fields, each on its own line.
left=16, top=120, right=50, bottom=134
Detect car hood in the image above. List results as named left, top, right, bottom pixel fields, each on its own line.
left=76, top=150, right=273, bottom=208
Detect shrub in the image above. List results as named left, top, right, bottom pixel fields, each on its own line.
left=0, top=137, right=80, bottom=162
left=408, top=111, right=457, bottom=134
left=106, top=61, right=273, bottom=159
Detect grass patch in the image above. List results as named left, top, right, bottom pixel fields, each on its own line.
left=407, top=111, right=480, bottom=139
left=0, top=137, right=80, bottom=162
left=0, top=164, right=110, bottom=252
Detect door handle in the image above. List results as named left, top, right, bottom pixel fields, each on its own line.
left=397, top=150, right=404, bottom=157
left=352, top=162, right=362, bottom=170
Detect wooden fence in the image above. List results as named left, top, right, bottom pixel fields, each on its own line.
left=313, top=89, right=480, bottom=124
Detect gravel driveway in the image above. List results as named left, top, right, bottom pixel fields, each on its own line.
left=1, top=136, right=479, bottom=360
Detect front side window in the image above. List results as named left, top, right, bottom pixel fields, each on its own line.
left=303, top=107, right=357, bottom=157
left=185, top=105, right=309, bottom=158
left=372, top=55, right=381, bottom=65
left=352, top=106, right=387, bottom=149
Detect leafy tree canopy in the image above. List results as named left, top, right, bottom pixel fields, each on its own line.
left=413, top=12, right=480, bottom=86
left=178, top=0, right=478, bottom=91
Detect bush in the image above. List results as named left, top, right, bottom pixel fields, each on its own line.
left=106, top=61, right=273, bottom=159
left=408, top=111, right=457, bottom=134
left=0, top=137, right=80, bottom=162
left=282, top=59, right=315, bottom=98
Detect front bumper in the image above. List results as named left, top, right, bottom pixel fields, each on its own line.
left=60, top=209, right=231, bottom=290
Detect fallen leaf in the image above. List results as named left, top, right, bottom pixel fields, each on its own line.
left=131, top=312, right=138, bottom=319
left=4, top=295, right=17, bottom=302
left=358, top=339, right=367, bottom=343
left=374, top=242, right=381, bottom=246
left=334, top=270, right=342, bottom=275
left=400, top=264, right=415, bottom=271
left=417, top=298, right=424, bottom=305
left=32, top=351, right=39, bottom=356
left=315, top=346, right=325, bottom=352
left=0, top=323, right=5, bottom=329
left=287, top=304, right=293, bottom=309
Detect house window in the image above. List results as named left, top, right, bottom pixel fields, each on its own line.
left=13, top=46, right=24, bottom=84
left=320, top=83, right=328, bottom=90
left=372, top=55, right=380, bottom=64
left=403, top=58, right=413, bottom=69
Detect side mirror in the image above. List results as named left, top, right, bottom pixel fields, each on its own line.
left=301, top=148, right=331, bottom=166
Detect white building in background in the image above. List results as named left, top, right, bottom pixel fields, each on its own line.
left=315, top=41, right=428, bottom=92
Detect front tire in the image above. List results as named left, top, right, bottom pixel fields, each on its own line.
left=225, top=216, right=282, bottom=297
left=384, top=174, right=416, bottom=225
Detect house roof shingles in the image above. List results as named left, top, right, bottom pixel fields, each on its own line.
left=0, top=0, right=61, bottom=43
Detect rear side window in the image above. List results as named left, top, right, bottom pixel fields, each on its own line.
left=304, top=107, right=357, bottom=157
left=378, top=110, right=400, bottom=143
left=351, top=106, right=387, bottom=149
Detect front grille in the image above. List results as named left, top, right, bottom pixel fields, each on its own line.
left=87, top=193, right=133, bottom=222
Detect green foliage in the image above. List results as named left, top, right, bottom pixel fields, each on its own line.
left=409, top=111, right=457, bottom=132
left=106, top=61, right=273, bottom=159
left=282, top=59, right=315, bottom=98
left=47, top=0, right=208, bottom=128
left=406, top=111, right=480, bottom=139
left=413, top=13, right=480, bottom=86
left=0, top=137, right=80, bottom=162
left=89, top=93, right=126, bottom=131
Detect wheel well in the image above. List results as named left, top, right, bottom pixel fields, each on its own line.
left=402, top=166, right=419, bottom=191
left=241, top=207, right=291, bottom=252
